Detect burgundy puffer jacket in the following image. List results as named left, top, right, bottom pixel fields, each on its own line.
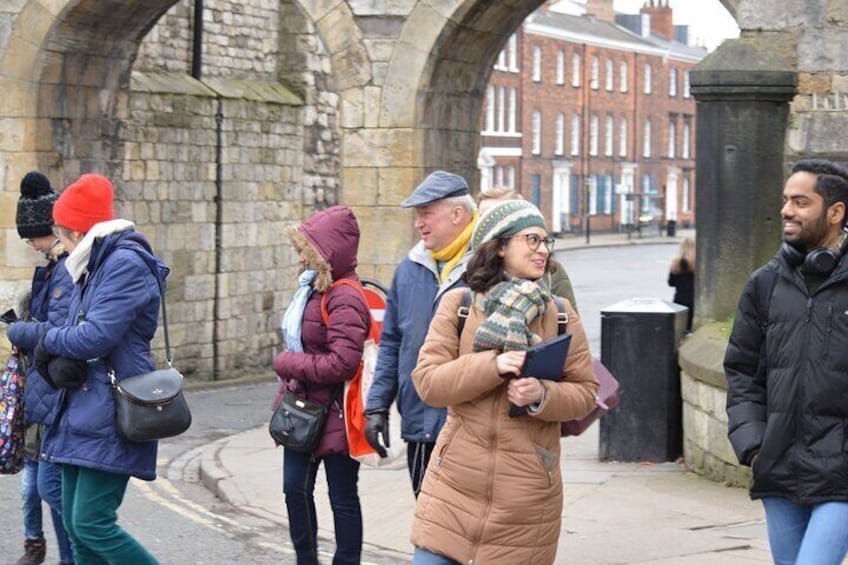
left=273, top=206, right=370, bottom=457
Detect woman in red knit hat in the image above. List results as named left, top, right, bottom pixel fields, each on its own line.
left=34, top=173, right=169, bottom=564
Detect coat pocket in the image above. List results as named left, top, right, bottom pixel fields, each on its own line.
left=64, top=377, right=115, bottom=438
left=535, top=444, right=558, bottom=486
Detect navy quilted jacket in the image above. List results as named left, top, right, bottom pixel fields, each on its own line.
left=7, top=252, right=73, bottom=425
left=40, top=229, right=169, bottom=481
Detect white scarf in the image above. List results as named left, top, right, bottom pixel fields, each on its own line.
left=64, top=219, right=136, bottom=283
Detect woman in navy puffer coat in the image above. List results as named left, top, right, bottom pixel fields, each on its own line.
left=36, top=173, right=167, bottom=564
left=274, top=205, right=370, bottom=565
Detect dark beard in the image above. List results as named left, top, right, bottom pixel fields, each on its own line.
left=784, top=210, right=830, bottom=251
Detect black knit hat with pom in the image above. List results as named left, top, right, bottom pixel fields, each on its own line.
left=16, top=171, right=58, bottom=239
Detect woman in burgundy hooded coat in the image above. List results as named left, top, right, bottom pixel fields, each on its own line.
left=274, top=205, right=370, bottom=565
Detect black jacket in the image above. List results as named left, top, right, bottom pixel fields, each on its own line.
left=725, top=254, right=848, bottom=503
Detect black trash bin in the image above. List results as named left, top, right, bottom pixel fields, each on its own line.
left=598, top=298, right=688, bottom=462
left=666, top=219, right=677, bottom=237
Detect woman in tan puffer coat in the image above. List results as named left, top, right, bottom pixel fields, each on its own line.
left=410, top=200, right=598, bottom=565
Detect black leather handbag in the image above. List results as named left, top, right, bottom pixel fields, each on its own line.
left=269, top=389, right=330, bottom=452
left=110, top=276, right=192, bottom=443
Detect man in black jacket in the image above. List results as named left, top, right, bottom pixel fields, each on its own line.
left=725, top=159, right=848, bottom=565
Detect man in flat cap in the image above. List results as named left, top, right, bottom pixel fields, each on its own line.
left=365, top=170, right=478, bottom=496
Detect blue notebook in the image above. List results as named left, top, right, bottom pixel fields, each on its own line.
left=520, top=333, right=572, bottom=382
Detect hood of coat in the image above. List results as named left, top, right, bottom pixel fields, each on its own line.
left=290, top=205, right=360, bottom=292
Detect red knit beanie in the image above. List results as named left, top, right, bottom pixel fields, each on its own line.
left=53, top=173, right=115, bottom=233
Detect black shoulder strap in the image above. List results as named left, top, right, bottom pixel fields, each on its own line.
left=552, top=297, right=568, bottom=336
left=457, top=288, right=472, bottom=338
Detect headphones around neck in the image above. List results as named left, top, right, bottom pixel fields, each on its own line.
left=780, top=234, right=848, bottom=275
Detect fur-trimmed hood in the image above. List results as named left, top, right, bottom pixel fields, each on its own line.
left=288, top=205, right=360, bottom=292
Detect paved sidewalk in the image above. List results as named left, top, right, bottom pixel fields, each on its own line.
left=198, top=423, right=771, bottom=564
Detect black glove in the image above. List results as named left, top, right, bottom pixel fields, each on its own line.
left=364, top=409, right=390, bottom=458
left=46, top=357, right=88, bottom=389
left=34, top=334, right=53, bottom=382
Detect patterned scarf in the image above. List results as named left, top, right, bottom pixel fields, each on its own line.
left=430, top=210, right=479, bottom=283
left=281, top=269, right=317, bottom=353
left=472, top=275, right=551, bottom=352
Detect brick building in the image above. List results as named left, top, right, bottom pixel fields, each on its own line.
left=479, top=0, right=706, bottom=234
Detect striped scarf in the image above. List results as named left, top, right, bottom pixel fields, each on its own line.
left=472, top=276, right=551, bottom=352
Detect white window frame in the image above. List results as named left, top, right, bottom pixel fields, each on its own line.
left=485, top=85, right=495, bottom=132
left=532, top=46, right=542, bottom=82
left=506, top=166, right=516, bottom=188
left=682, top=119, right=691, bottom=159
left=619, top=117, right=628, bottom=157
left=571, top=113, right=580, bottom=155
left=555, top=113, right=565, bottom=155
left=669, top=67, right=678, bottom=97
left=556, top=50, right=565, bottom=85
left=604, top=115, right=614, bottom=156
left=590, top=114, right=599, bottom=156
left=620, top=61, right=628, bottom=92
left=683, top=70, right=691, bottom=98
left=532, top=110, right=542, bottom=154
left=644, top=64, right=652, bottom=94
left=508, top=87, right=517, bottom=132
left=498, top=86, right=506, bottom=132
left=605, top=59, right=614, bottom=91
left=508, top=34, right=519, bottom=72
left=572, top=52, right=581, bottom=87
left=668, top=118, right=676, bottom=158
left=590, top=56, right=599, bottom=89
left=682, top=176, right=691, bottom=213
left=643, top=120, right=652, bottom=157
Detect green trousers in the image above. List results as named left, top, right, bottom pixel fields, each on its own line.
left=62, top=465, right=158, bottom=564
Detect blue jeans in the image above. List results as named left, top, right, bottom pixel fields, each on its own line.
left=37, top=458, right=74, bottom=564
left=283, top=450, right=361, bottom=565
left=762, top=497, right=848, bottom=565
left=412, top=547, right=462, bottom=564
left=20, top=458, right=42, bottom=540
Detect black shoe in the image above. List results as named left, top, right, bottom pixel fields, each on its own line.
left=15, top=537, right=46, bottom=565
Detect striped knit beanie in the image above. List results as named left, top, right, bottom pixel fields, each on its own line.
left=471, top=200, right=546, bottom=251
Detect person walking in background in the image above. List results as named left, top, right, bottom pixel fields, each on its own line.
left=667, top=236, right=695, bottom=332
left=34, top=173, right=168, bottom=564
left=725, top=159, right=848, bottom=565
left=273, top=205, right=370, bottom=565
left=364, top=171, right=478, bottom=497
left=477, top=185, right=578, bottom=308
left=6, top=172, right=74, bottom=565
left=409, top=200, right=597, bottom=564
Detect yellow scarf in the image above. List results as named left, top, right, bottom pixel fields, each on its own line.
left=430, top=211, right=479, bottom=283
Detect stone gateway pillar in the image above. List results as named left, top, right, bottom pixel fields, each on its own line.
left=689, top=39, right=797, bottom=325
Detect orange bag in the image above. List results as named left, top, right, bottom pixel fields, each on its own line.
left=320, top=279, right=393, bottom=467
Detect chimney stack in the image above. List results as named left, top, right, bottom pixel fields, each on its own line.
left=586, top=0, right=615, bottom=22
left=640, top=0, right=674, bottom=40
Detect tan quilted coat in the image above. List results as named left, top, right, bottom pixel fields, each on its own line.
left=410, top=288, right=598, bottom=565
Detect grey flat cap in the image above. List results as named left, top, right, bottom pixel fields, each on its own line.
left=400, top=170, right=469, bottom=208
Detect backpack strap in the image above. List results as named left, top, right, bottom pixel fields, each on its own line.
left=755, top=264, right=779, bottom=333
left=552, top=296, right=568, bottom=336
left=320, top=278, right=379, bottom=341
left=457, top=288, right=472, bottom=338
left=457, top=290, right=569, bottom=338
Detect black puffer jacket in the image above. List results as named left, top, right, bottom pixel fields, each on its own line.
left=725, top=255, right=848, bottom=503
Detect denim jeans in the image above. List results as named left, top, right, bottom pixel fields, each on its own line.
left=762, top=497, right=848, bottom=565
left=62, top=464, right=158, bottom=564
left=20, top=458, right=43, bottom=540
left=412, top=547, right=462, bottom=565
left=37, top=458, right=74, bottom=564
left=283, top=450, right=362, bottom=565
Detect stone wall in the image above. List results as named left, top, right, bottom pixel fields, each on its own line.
left=678, top=323, right=751, bottom=487
left=123, top=71, right=304, bottom=375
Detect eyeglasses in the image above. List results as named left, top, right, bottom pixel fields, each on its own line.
left=505, top=233, right=555, bottom=252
